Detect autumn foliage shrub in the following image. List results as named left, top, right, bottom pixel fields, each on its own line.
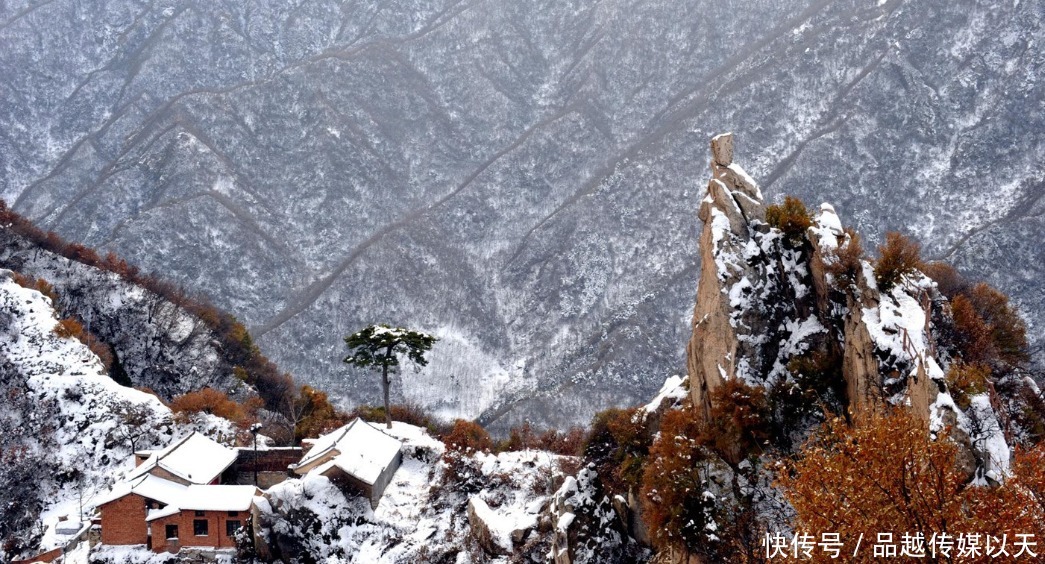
left=922, top=260, right=967, bottom=298
left=500, top=422, right=587, bottom=456
left=11, top=272, right=58, bottom=304
left=778, top=409, right=1045, bottom=548
left=584, top=407, right=650, bottom=495
left=442, top=419, right=493, bottom=455
left=705, top=379, right=771, bottom=465
left=641, top=407, right=722, bottom=556
left=349, top=403, right=445, bottom=435
left=873, top=231, right=922, bottom=291
left=965, top=282, right=1030, bottom=367
left=53, top=317, right=115, bottom=373
left=824, top=227, right=865, bottom=289
left=945, top=362, right=990, bottom=410
left=291, top=385, right=349, bottom=441
left=170, top=387, right=247, bottom=425
left=765, top=196, right=812, bottom=242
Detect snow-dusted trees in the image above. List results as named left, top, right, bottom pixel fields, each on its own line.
left=343, top=325, right=437, bottom=429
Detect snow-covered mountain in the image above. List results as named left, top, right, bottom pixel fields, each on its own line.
left=0, top=270, right=237, bottom=562
left=2, top=0, right=1042, bottom=429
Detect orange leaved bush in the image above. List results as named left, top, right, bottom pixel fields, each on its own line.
left=442, top=419, right=493, bottom=454
left=778, top=409, right=1045, bottom=555
left=169, top=387, right=247, bottom=425
left=766, top=196, right=812, bottom=242
left=873, top=231, right=922, bottom=291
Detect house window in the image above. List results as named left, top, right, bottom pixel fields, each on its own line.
left=193, top=519, right=209, bottom=536
left=165, top=524, right=178, bottom=539
left=195, top=510, right=205, bottom=517
left=226, top=520, right=242, bottom=537
left=228, top=511, right=239, bottom=517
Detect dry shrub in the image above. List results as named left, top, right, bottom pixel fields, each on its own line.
left=945, top=363, right=990, bottom=410
left=706, top=380, right=772, bottom=465
left=873, top=231, right=921, bottom=291
left=350, top=403, right=443, bottom=434
left=11, top=272, right=59, bottom=304
left=922, top=260, right=967, bottom=298
left=53, top=317, right=114, bottom=373
left=778, top=409, right=1045, bottom=546
left=53, top=317, right=84, bottom=340
left=584, top=407, right=650, bottom=495
left=824, top=227, right=864, bottom=289
left=501, top=422, right=587, bottom=456
left=641, top=407, right=717, bottom=554
left=966, top=283, right=1030, bottom=367
left=765, top=196, right=812, bottom=242
left=442, top=419, right=493, bottom=455
left=170, top=387, right=247, bottom=425
left=292, top=385, right=349, bottom=440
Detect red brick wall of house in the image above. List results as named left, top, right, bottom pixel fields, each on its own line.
left=99, top=494, right=148, bottom=546
left=11, top=547, right=62, bottom=563
left=150, top=509, right=246, bottom=553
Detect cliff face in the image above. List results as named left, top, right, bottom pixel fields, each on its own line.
left=0, top=227, right=252, bottom=401
left=686, top=134, right=1008, bottom=480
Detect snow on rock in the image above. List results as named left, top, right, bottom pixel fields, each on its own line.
left=640, top=375, right=688, bottom=415
left=968, top=394, right=1011, bottom=483
left=0, top=232, right=248, bottom=400
left=0, top=272, right=236, bottom=561
left=257, top=423, right=579, bottom=563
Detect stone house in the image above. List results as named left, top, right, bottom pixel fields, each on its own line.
left=290, top=418, right=403, bottom=508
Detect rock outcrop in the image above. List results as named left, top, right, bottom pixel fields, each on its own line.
left=685, top=134, right=1008, bottom=480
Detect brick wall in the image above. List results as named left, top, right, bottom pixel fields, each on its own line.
left=150, top=509, right=247, bottom=553
left=99, top=494, right=148, bottom=546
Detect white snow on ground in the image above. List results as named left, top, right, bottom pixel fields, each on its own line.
left=260, top=423, right=574, bottom=563
left=0, top=272, right=237, bottom=558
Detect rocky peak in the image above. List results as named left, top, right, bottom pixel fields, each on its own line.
left=688, top=133, right=800, bottom=417
left=685, top=134, right=1008, bottom=480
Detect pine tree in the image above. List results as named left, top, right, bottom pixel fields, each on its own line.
left=343, top=324, right=437, bottom=428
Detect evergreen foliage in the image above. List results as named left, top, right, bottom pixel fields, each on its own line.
left=344, top=324, right=437, bottom=428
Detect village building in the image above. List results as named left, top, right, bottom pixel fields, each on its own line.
left=95, top=431, right=258, bottom=553
left=129, top=431, right=239, bottom=485
left=95, top=475, right=187, bottom=547
left=145, top=484, right=259, bottom=553
left=290, top=418, right=403, bottom=508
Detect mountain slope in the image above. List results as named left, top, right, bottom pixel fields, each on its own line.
left=2, top=0, right=1042, bottom=428
left=0, top=270, right=236, bottom=561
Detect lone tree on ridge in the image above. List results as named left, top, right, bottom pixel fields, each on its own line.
left=343, top=324, right=437, bottom=428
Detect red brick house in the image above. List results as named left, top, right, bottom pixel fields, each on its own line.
left=95, top=475, right=187, bottom=547
left=95, top=432, right=250, bottom=552
left=145, top=485, right=259, bottom=553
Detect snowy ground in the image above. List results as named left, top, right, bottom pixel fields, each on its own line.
left=258, top=422, right=576, bottom=563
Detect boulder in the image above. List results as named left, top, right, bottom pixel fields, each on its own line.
left=467, top=497, right=509, bottom=556
left=710, top=132, right=733, bottom=166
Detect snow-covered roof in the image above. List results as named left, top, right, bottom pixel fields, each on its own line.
left=294, top=419, right=402, bottom=485
left=127, top=431, right=238, bottom=485
left=145, top=485, right=259, bottom=522
left=94, top=474, right=188, bottom=508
